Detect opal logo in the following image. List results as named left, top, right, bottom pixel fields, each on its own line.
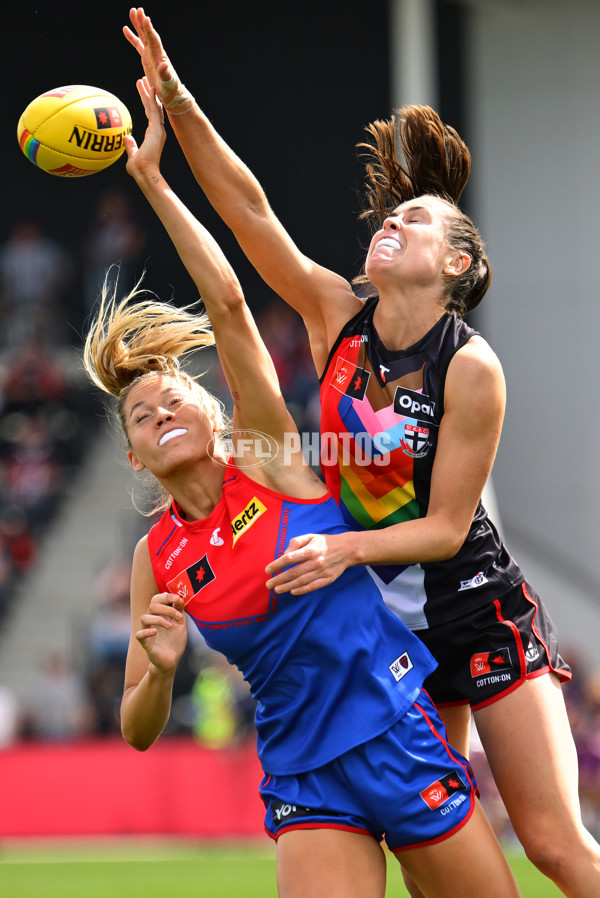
left=393, top=387, right=436, bottom=422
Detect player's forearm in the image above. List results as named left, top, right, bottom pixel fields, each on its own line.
left=121, top=665, right=176, bottom=751
left=131, top=166, right=244, bottom=316
left=168, top=105, right=270, bottom=227
left=347, top=513, right=466, bottom=568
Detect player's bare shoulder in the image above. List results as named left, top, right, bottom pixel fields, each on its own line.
left=453, top=334, right=504, bottom=383
left=447, top=334, right=506, bottom=417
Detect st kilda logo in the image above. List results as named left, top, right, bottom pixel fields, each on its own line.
left=394, top=387, right=436, bottom=458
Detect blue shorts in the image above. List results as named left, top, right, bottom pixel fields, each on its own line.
left=260, top=690, right=476, bottom=852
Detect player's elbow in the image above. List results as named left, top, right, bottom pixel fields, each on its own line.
left=120, top=697, right=161, bottom=752
left=121, top=722, right=155, bottom=752
left=430, top=515, right=469, bottom=561
left=209, top=278, right=246, bottom=317
left=436, top=536, right=465, bottom=561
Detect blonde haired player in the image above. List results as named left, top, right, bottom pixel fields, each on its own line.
left=123, top=8, right=600, bottom=898
left=83, top=75, right=522, bottom=897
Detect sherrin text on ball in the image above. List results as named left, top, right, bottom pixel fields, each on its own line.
left=17, top=85, right=132, bottom=178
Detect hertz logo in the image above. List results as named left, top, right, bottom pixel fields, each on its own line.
left=231, top=497, right=267, bottom=545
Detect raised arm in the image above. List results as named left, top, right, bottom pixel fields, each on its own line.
left=125, top=80, right=299, bottom=447
left=124, top=7, right=362, bottom=374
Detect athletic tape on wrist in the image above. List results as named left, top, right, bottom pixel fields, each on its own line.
left=159, top=74, right=194, bottom=115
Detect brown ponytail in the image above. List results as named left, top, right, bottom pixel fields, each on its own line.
left=358, top=105, right=471, bottom=225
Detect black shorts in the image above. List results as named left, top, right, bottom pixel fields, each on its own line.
left=415, top=581, right=572, bottom=711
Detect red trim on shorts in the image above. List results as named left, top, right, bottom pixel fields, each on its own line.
left=494, top=595, right=528, bottom=671
left=388, top=696, right=476, bottom=852
left=527, top=666, right=551, bottom=681
left=469, top=596, right=528, bottom=711
left=471, top=681, right=521, bottom=711
left=471, top=585, right=571, bottom=711
left=264, top=822, right=373, bottom=842
left=414, top=697, right=478, bottom=792
left=391, top=801, right=475, bottom=853
left=522, top=583, right=572, bottom=684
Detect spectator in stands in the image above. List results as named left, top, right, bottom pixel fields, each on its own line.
left=24, top=651, right=94, bottom=741
left=0, top=216, right=73, bottom=346
left=0, top=682, right=20, bottom=747
left=83, top=189, right=146, bottom=317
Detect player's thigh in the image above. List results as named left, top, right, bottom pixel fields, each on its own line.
left=474, top=672, right=582, bottom=834
left=397, top=801, right=520, bottom=898
left=434, top=701, right=471, bottom=757
left=276, top=827, right=386, bottom=898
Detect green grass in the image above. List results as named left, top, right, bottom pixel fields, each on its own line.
left=0, top=840, right=562, bottom=897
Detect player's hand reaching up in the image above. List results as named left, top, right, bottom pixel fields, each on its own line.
left=124, top=7, right=194, bottom=115
left=123, top=78, right=166, bottom=178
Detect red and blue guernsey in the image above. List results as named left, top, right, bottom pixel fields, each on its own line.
left=147, top=459, right=436, bottom=776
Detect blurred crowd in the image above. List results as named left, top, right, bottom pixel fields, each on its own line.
left=0, top=189, right=320, bottom=756
left=0, top=337, right=100, bottom=623
left=0, top=189, right=599, bottom=847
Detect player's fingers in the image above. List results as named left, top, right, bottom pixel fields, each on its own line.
left=154, top=592, right=184, bottom=608
left=266, top=562, right=312, bottom=590
left=290, top=578, right=330, bottom=596
left=135, top=77, right=150, bottom=104
left=140, top=613, right=175, bottom=630
left=265, top=544, right=316, bottom=575
left=138, top=80, right=162, bottom=124
left=147, top=601, right=183, bottom=619
left=123, top=134, right=138, bottom=158
left=123, top=25, right=143, bottom=53
left=156, top=61, right=176, bottom=83
left=279, top=567, right=332, bottom=594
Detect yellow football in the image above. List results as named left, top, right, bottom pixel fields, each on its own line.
left=17, top=85, right=132, bottom=178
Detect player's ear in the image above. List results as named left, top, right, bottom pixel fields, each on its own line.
left=127, top=450, right=145, bottom=472
left=443, top=250, right=471, bottom=277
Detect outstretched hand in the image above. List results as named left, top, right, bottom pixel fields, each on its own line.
left=124, top=7, right=194, bottom=115
left=123, top=77, right=166, bottom=176
left=265, top=532, right=353, bottom=595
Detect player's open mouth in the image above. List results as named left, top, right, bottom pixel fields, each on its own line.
left=159, top=428, right=187, bottom=446
left=376, top=237, right=402, bottom=251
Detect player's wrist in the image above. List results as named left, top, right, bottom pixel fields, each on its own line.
left=164, top=90, right=195, bottom=116
left=343, top=529, right=368, bottom=568
left=158, top=72, right=195, bottom=116
left=148, top=659, right=178, bottom=680
left=128, top=160, right=164, bottom=190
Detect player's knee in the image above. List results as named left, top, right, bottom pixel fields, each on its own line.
left=521, top=831, right=580, bottom=883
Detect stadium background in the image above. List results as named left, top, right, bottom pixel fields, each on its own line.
left=0, top=0, right=599, bottom=859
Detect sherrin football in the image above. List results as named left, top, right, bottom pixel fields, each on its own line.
left=17, top=85, right=132, bottom=178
